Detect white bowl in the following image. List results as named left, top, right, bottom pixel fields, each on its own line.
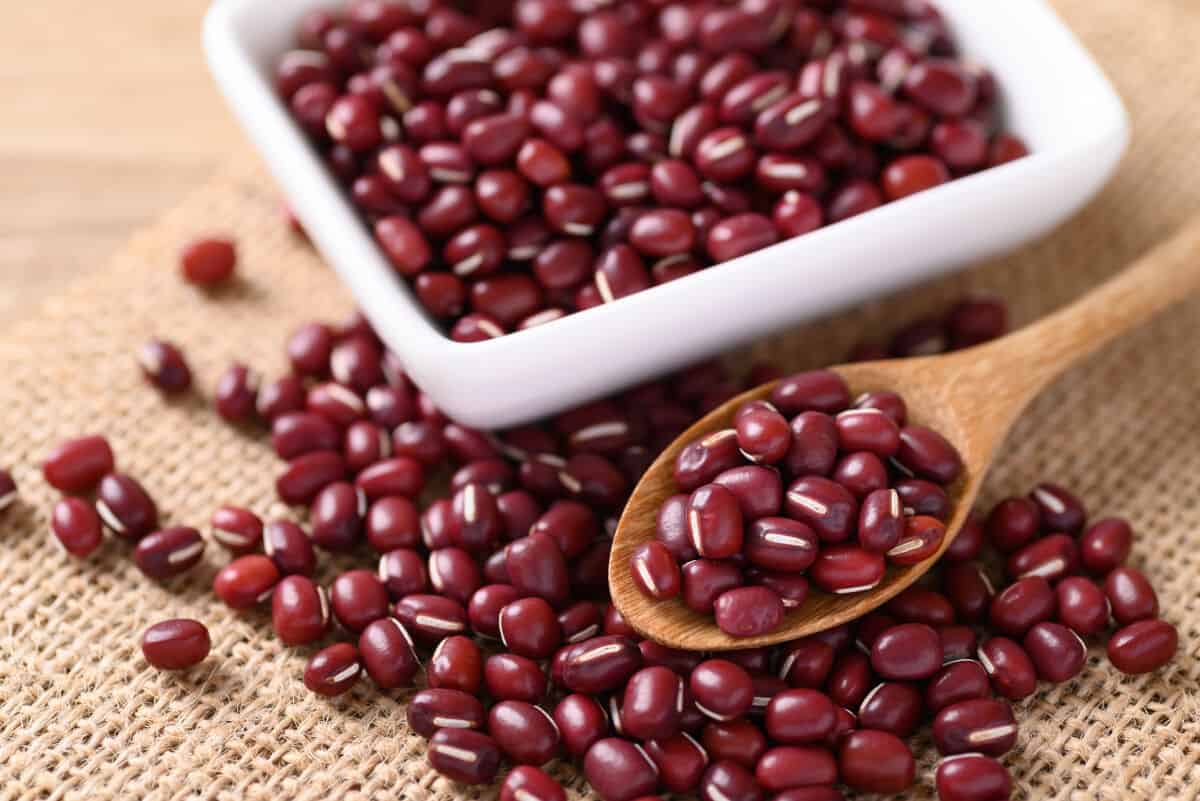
left=204, top=0, right=1128, bottom=429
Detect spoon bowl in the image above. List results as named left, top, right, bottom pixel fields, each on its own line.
left=610, top=215, right=1200, bottom=651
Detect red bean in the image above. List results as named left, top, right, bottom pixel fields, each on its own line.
left=903, top=58, right=978, bottom=116
left=1107, top=618, right=1178, bottom=675
left=827, top=179, right=882, bottom=222
left=271, top=575, right=331, bottom=646
left=942, top=514, right=985, bottom=562
left=702, top=719, right=767, bottom=769
left=870, top=623, right=942, bottom=680
left=561, top=635, right=643, bottom=695
left=277, top=450, right=347, bottom=505
left=134, top=526, right=205, bottom=580
left=945, top=296, right=1008, bottom=349
left=765, top=689, right=837, bottom=744
left=783, top=412, right=836, bottom=479
left=1079, top=517, right=1132, bottom=575
left=989, top=576, right=1056, bottom=637
left=428, top=547, right=483, bottom=605
left=706, top=213, right=778, bottom=262
left=355, top=616, right=423, bottom=689
left=986, top=497, right=1041, bottom=553
left=1006, top=533, right=1078, bottom=582
left=594, top=244, right=651, bottom=303
left=887, top=515, right=946, bottom=565
left=838, top=730, right=914, bottom=794
left=44, top=435, right=115, bottom=494
left=641, top=734, right=705, bottom=793
left=51, top=498, right=103, bottom=557
left=583, top=739, right=660, bottom=801
left=699, top=759, right=762, bottom=801
left=557, top=601, right=603, bottom=645
left=942, top=625, right=979, bottom=663
left=857, top=489, right=902, bottom=553
left=831, top=451, right=888, bottom=500
left=1105, top=566, right=1159, bottom=624
left=257, top=375, right=307, bottom=423
left=990, top=134, right=1031, bottom=166
left=888, top=587, right=955, bottom=627
left=214, top=555, right=280, bottom=610
left=502, top=766, right=566, bottom=801
left=263, top=520, right=317, bottom=577
left=932, top=698, right=1018, bottom=757
left=136, top=335, right=192, bottom=393
left=943, top=562, right=995, bottom=624
left=926, top=659, right=991, bottom=713
left=303, top=642, right=362, bottom=696
left=785, top=477, right=857, bottom=543
left=753, top=745, right=836, bottom=791
left=685, top=659, right=750, bottom=722
left=777, top=639, right=835, bottom=689
left=396, top=593, right=468, bottom=642
left=530, top=500, right=598, bottom=559
left=810, top=545, right=885, bottom=594
left=141, top=619, right=211, bottom=670
left=506, top=531, right=571, bottom=606
left=687, top=484, right=744, bottom=558
left=714, top=586, right=785, bottom=638
left=500, top=596, right=562, bottom=659
left=93, top=473, right=158, bottom=541
left=631, top=541, right=682, bottom=601
left=489, top=700, right=561, bottom=766
left=977, top=637, right=1037, bottom=701
left=1055, top=576, right=1110, bottom=636
left=770, top=787, right=843, bottom=801
left=1023, top=620, right=1088, bottom=682
left=936, top=753, right=1012, bottom=801
left=426, top=634, right=482, bottom=695
left=555, top=693, right=610, bottom=757
left=328, top=569, right=389, bottom=632
left=744, top=517, right=818, bottom=572
left=730, top=402, right=787, bottom=466
left=675, top=429, right=741, bottom=492
left=826, top=650, right=874, bottom=709
left=356, top=456, right=424, bottom=500
left=681, top=559, right=743, bottom=614
left=180, top=237, right=236, bottom=286
left=429, top=728, right=501, bottom=785
left=408, top=687, right=486, bottom=737
left=621, top=666, right=685, bottom=741
left=858, top=681, right=923, bottom=737
left=207, top=506, right=261, bottom=556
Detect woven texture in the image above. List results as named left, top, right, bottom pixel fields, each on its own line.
left=2, top=1, right=1200, bottom=798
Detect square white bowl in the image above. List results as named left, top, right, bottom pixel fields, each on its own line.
left=204, top=0, right=1128, bottom=429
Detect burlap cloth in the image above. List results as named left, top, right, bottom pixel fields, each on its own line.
left=2, top=1, right=1199, bottom=799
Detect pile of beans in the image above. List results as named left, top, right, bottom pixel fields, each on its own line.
left=274, top=0, right=1029, bottom=339
left=22, top=277, right=1179, bottom=801
left=633, top=369, right=961, bottom=637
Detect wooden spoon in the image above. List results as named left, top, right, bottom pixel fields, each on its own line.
left=610, top=215, right=1200, bottom=651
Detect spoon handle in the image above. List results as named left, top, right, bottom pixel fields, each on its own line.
left=961, top=213, right=1200, bottom=402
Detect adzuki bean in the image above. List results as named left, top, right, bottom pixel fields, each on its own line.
left=141, top=619, right=211, bottom=670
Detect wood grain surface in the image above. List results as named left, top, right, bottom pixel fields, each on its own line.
left=0, top=0, right=243, bottom=324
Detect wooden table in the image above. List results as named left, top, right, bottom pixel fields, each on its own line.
left=0, top=0, right=243, bottom=324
